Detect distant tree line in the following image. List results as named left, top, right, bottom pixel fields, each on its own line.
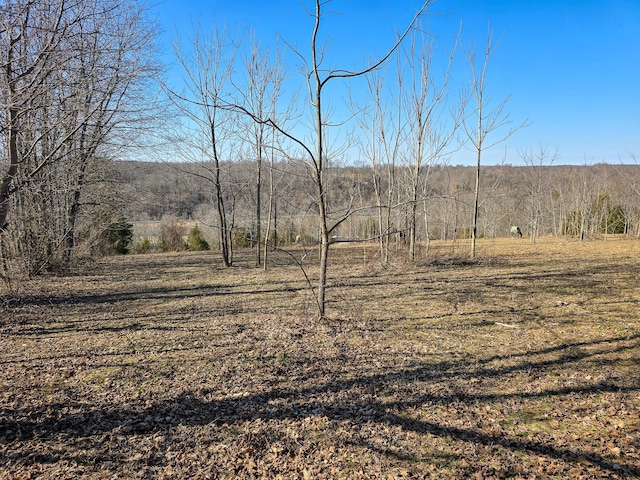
left=117, top=160, right=640, bottom=251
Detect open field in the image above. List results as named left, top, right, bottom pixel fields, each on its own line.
left=1, top=237, right=639, bottom=479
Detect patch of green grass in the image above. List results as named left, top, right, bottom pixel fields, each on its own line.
left=83, top=366, right=122, bottom=385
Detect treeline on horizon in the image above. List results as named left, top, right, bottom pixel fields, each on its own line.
left=117, top=159, right=640, bottom=250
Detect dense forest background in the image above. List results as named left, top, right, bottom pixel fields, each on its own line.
left=116, top=160, right=640, bottom=251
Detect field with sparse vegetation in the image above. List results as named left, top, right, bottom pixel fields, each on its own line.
left=1, top=237, right=639, bottom=479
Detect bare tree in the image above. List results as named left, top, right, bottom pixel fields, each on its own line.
left=301, top=0, right=431, bottom=317
left=0, top=0, right=160, bottom=277
left=224, top=1, right=430, bottom=317
left=237, top=36, right=286, bottom=267
left=520, top=145, right=558, bottom=243
left=401, top=28, right=459, bottom=260
left=168, top=25, right=240, bottom=267
left=355, top=61, right=420, bottom=262
left=262, top=139, right=288, bottom=269
left=261, top=70, right=290, bottom=270
left=353, top=65, right=404, bottom=264
left=463, top=26, right=527, bottom=258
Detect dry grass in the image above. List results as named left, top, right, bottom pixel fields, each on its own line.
left=1, top=236, right=639, bottom=479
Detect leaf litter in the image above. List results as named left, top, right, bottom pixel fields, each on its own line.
left=1, top=238, right=639, bottom=478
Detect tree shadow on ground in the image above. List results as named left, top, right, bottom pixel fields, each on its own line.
left=3, top=281, right=307, bottom=309
left=2, top=333, right=638, bottom=477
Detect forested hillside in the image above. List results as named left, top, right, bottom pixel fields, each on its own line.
left=116, top=160, right=640, bottom=246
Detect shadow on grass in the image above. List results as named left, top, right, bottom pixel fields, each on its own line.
left=2, top=334, right=639, bottom=477
left=2, top=248, right=639, bottom=475
left=4, top=281, right=308, bottom=309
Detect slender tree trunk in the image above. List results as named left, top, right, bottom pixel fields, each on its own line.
left=255, top=143, right=262, bottom=267
left=312, top=1, right=328, bottom=319
left=263, top=148, right=276, bottom=270
left=376, top=195, right=385, bottom=260
left=471, top=142, right=481, bottom=258
left=65, top=161, right=88, bottom=260
left=0, top=106, right=19, bottom=231
left=409, top=130, right=420, bottom=261
left=64, top=116, right=99, bottom=261
left=0, top=40, right=19, bottom=232
left=263, top=181, right=272, bottom=270
left=409, top=189, right=418, bottom=260
left=316, top=187, right=330, bottom=318
left=211, top=125, right=231, bottom=267
left=384, top=166, right=394, bottom=263
left=423, top=197, right=431, bottom=256
left=315, top=161, right=330, bottom=319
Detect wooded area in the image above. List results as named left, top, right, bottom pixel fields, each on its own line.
left=1, top=0, right=638, bottom=301
left=116, top=159, right=640, bottom=247
left=0, top=0, right=161, bottom=279
left=2, top=1, right=638, bottom=294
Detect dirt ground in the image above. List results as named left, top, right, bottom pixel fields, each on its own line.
left=1, top=237, right=639, bottom=479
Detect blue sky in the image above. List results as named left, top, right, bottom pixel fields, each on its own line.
left=154, top=0, right=639, bottom=166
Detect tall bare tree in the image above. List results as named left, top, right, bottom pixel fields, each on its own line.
left=224, top=1, right=431, bottom=317
left=402, top=29, right=459, bottom=260
left=168, top=25, right=240, bottom=267
left=302, top=0, right=431, bottom=317
left=354, top=55, right=406, bottom=264
left=237, top=37, right=285, bottom=267
left=0, top=0, right=160, bottom=277
left=520, top=145, right=558, bottom=243
left=261, top=65, right=289, bottom=270
left=463, top=26, right=527, bottom=258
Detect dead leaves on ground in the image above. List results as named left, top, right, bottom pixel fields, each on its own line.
left=1, top=240, right=639, bottom=478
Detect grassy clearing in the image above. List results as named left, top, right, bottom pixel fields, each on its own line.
left=1, top=236, right=639, bottom=478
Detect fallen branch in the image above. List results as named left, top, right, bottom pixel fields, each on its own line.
left=495, top=322, right=519, bottom=328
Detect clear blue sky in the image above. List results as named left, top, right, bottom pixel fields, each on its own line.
left=153, top=0, right=640, bottom=166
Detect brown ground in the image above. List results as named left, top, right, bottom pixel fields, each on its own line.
left=1, top=237, right=639, bottom=479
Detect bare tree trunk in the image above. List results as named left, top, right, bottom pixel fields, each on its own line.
left=255, top=145, right=262, bottom=266
left=471, top=141, right=481, bottom=258
left=384, top=174, right=393, bottom=264
left=263, top=153, right=274, bottom=270
left=263, top=131, right=283, bottom=270
left=465, top=27, right=527, bottom=258
left=313, top=55, right=329, bottom=316
left=423, top=197, right=431, bottom=256
left=211, top=125, right=232, bottom=267
left=0, top=106, right=19, bottom=232
left=409, top=159, right=420, bottom=260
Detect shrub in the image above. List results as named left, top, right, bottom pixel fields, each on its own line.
left=233, top=228, right=252, bottom=248
left=361, top=218, right=378, bottom=239
left=277, top=223, right=296, bottom=245
left=159, top=221, right=186, bottom=252
left=456, top=227, right=471, bottom=239
left=563, top=203, right=628, bottom=236
left=601, top=204, right=627, bottom=234
left=188, top=225, right=209, bottom=251
left=562, top=210, right=583, bottom=236
left=133, top=237, right=152, bottom=254
left=107, top=218, right=133, bottom=255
